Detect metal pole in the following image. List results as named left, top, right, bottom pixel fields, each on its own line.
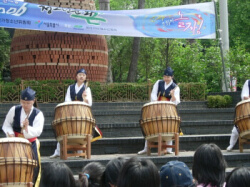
left=213, top=0, right=228, bottom=92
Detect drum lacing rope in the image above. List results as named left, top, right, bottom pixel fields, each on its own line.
left=4, top=142, right=9, bottom=184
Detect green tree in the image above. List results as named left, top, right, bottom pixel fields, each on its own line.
left=227, top=42, right=250, bottom=89
left=228, top=0, right=250, bottom=51
left=0, top=28, right=11, bottom=80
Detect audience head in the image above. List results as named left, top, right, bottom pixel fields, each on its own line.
left=160, top=160, right=195, bottom=187
left=226, top=167, right=250, bottom=187
left=117, top=157, right=160, bottom=187
left=101, top=157, right=127, bottom=187
left=192, top=143, right=226, bottom=187
left=40, top=162, right=76, bottom=187
left=79, top=162, right=105, bottom=187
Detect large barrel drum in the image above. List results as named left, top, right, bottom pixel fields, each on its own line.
left=52, top=102, right=95, bottom=144
left=235, top=99, right=250, bottom=139
left=140, top=101, right=181, bottom=142
left=0, top=137, right=37, bottom=186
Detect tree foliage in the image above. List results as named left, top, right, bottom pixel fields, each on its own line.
left=228, top=0, right=250, bottom=51
left=0, top=28, right=11, bottom=79
left=1, top=0, right=249, bottom=94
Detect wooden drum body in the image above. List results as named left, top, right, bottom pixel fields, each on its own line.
left=235, top=100, right=250, bottom=139
left=0, top=137, right=37, bottom=186
left=140, top=101, right=181, bottom=142
left=52, top=102, right=95, bottom=144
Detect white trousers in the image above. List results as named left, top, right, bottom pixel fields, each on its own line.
left=143, top=140, right=172, bottom=152
left=53, top=142, right=83, bottom=156
left=228, top=126, right=239, bottom=148
left=53, top=142, right=60, bottom=156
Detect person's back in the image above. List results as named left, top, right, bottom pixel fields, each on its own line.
left=116, top=157, right=160, bottom=187
left=192, top=143, right=226, bottom=187
left=79, top=162, right=105, bottom=187
left=226, top=167, right=250, bottom=187
left=40, top=162, right=76, bottom=187
left=101, top=157, right=128, bottom=187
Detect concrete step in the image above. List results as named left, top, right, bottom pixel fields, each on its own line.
left=40, top=149, right=250, bottom=175
left=0, top=102, right=235, bottom=125
left=36, top=134, right=249, bottom=157
left=0, top=109, right=235, bottom=128
left=0, top=119, right=234, bottom=140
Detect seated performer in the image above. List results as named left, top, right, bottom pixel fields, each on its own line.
left=50, top=68, right=93, bottom=158
left=138, top=67, right=180, bottom=155
left=2, top=87, right=45, bottom=187
left=227, top=79, right=250, bottom=151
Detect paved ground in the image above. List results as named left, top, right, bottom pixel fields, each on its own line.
left=41, top=149, right=250, bottom=162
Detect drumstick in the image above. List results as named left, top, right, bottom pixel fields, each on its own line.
left=82, top=80, right=88, bottom=101
left=157, top=92, right=161, bottom=101
left=22, top=113, right=30, bottom=133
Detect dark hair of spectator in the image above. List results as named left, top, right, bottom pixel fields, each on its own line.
left=116, top=157, right=160, bottom=187
left=79, top=162, right=105, bottom=187
left=192, top=143, right=227, bottom=187
left=101, top=157, right=127, bottom=187
left=40, top=162, right=76, bottom=187
left=226, top=167, right=250, bottom=187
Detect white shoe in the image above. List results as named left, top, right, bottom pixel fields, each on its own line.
left=138, top=149, right=147, bottom=155
left=50, top=153, right=60, bottom=158
left=227, top=145, right=233, bottom=152
left=164, top=150, right=173, bottom=154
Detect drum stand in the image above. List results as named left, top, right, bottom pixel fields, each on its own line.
left=239, top=134, right=250, bottom=153
left=60, top=134, right=91, bottom=160
left=147, top=133, right=179, bottom=156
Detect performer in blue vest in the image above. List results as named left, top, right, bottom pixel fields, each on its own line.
left=50, top=68, right=93, bottom=158
left=138, top=67, right=180, bottom=155
left=2, top=87, right=45, bottom=187
left=227, top=79, right=250, bottom=151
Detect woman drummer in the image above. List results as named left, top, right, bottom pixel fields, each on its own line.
left=138, top=67, right=180, bottom=155
left=50, top=68, right=92, bottom=158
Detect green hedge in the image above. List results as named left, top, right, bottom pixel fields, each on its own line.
left=207, top=95, right=233, bottom=108
left=0, top=80, right=206, bottom=102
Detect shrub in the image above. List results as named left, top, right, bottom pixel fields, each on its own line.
left=207, top=95, right=233, bottom=108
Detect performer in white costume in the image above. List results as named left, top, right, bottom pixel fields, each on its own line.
left=138, top=67, right=180, bottom=155
left=50, top=68, right=92, bottom=158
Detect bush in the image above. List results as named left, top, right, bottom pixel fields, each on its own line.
left=207, top=95, right=233, bottom=108
left=0, top=80, right=206, bottom=102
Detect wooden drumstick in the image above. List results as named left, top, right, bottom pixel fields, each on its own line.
left=82, top=80, right=89, bottom=102
left=22, top=113, right=30, bottom=133
left=157, top=92, right=161, bottom=101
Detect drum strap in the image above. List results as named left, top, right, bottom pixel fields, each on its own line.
left=14, top=131, right=37, bottom=143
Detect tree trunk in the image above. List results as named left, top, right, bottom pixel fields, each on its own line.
left=127, top=0, right=145, bottom=82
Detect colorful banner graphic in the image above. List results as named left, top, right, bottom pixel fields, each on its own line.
left=0, top=0, right=216, bottom=39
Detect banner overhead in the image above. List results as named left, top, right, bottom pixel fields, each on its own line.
left=0, top=0, right=216, bottom=39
